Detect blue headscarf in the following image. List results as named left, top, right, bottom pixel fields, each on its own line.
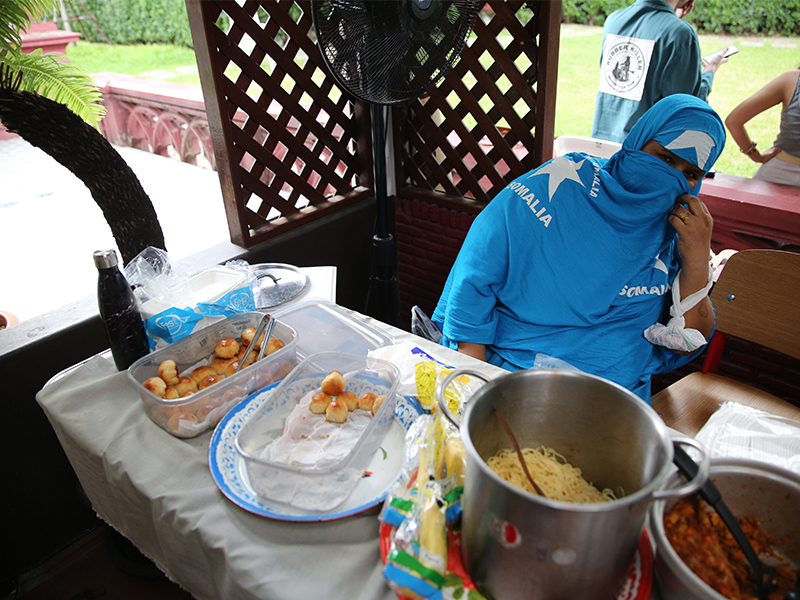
left=433, top=94, right=726, bottom=400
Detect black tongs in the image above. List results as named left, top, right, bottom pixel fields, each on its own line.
left=673, top=444, right=778, bottom=600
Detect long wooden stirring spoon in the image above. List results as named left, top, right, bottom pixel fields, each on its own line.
left=493, top=408, right=547, bottom=498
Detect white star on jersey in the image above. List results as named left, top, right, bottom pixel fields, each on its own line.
left=664, top=130, right=715, bottom=171
left=528, top=157, right=585, bottom=200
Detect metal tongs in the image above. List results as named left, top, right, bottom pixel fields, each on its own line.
left=235, top=313, right=275, bottom=373
left=672, top=444, right=778, bottom=600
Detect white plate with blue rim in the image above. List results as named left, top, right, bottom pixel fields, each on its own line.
left=209, top=382, right=423, bottom=521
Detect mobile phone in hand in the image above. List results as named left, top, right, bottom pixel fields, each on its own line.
left=703, top=45, right=739, bottom=63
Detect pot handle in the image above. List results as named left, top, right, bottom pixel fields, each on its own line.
left=651, top=436, right=710, bottom=501
left=435, top=368, right=491, bottom=428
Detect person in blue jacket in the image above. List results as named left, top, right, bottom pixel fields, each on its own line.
left=591, top=0, right=729, bottom=144
left=432, top=94, right=726, bottom=403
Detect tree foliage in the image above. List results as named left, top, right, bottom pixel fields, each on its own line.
left=561, top=0, right=800, bottom=36
left=0, top=0, right=106, bottom=126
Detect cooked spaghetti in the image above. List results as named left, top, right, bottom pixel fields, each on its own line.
left=486, top=446, right=617, bottom=503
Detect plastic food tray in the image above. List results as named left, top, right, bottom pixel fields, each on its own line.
left=271, top=300, right=394, bottom=358
left=128, top=312, right=297, bottom=438
left=235, top=351, right=400, bottom=512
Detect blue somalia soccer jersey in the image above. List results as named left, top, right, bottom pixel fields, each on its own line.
left=434, top=94, right=726, bottom=403
left=433, top=157, right=692, bottom=401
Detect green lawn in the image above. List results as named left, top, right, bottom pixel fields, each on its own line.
left=557, top=25, right=799, bottom=177
left=66, top=26, right=799, bottom=178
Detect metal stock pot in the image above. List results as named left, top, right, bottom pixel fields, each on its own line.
left=436, top=368, right=709, bottom=600
left=649, top=458, right=800, bottom=600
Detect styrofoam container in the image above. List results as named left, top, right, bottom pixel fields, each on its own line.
left=234, top=351, right=400, bottom=511
left=128, top=312, right=298, bottom=438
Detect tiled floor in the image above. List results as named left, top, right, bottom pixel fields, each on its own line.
left=8, top=524, right=193, bottom=600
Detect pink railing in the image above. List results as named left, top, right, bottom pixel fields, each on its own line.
left=73, top=74, right=800, bottom=256
left=93, top=72, right=223, bottom=170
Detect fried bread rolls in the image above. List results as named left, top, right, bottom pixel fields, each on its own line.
left=321, top=370, right=346, bottom=396
left=358, top=392, right=377, bottom=412
left=338, top=390, right=358, bottom=412
left=143, top=376, right=167, bottom=398
left=240, top=327, right=264, bottom=349
left=326, top=398, right=348, bottom=423
left=175, top=376, right=198, bottom=397
left=310, top=392, right=332, bottom=414
left=265, top=337, right=285, bottom=356
left=191, top=365, right=217, bottom=385
left=157, top=360, right=179, bottom=386
left=214, top=338, right=239, bottom=359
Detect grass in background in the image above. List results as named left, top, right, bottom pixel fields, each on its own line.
left=67, top=42, right=200, bottom=86
left=66, top=27, right=799, bottom=178
left=557, top=25, right=800, bottom=177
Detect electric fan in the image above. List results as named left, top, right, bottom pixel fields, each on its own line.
left=311, top=0, right=479, bottom=326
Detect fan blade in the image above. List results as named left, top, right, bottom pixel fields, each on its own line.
left=312, top=0, right=479, bottom=105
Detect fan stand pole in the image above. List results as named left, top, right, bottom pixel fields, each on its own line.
left=368, top=103, right=399, bottom=327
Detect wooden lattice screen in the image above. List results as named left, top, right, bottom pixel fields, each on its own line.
left=396, top=0, right=560, bottom=209
left=186, top=0, right=372, bottom=247
left=186, top=0, right=560, bottom=248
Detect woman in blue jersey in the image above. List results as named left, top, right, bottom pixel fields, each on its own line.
left=432, top=94, right=726, bottom=403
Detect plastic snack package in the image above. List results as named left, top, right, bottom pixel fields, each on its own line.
left=441, top=419, right=466, bottom=522
left=411, top=305, right=443, bottom=343
left=368, top=341, right=448, bottom=398
left=419, top=363, right=479, bottom=417
left=380, top=414, right=473, bottom=599
left=383, top=482, right=448, bottom=600
left=695, top=401, right=800, bottom=474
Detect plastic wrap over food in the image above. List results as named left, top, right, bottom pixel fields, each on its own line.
left=695, top=401, right=800, bottom=475
left=237, top=354, right=400, bottom=512
left=123, top=247, right=256, bottom=348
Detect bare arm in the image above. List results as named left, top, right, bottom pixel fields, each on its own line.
left=667, top=195, right=715, bottom=352
left=456, top=341, right=487, bottom=363
left=725, top=69, right=798, bottom=163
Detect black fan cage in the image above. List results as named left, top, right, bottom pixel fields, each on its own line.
left=312, top=0, right=480, bottom=105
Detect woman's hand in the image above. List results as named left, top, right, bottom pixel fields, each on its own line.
left=668, top=194, right=712, bottom=268
left=667, top=194, right=715, bottom=344
left=748, top=146, right=781, bottom=164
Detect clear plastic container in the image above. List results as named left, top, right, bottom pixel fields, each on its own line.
left=235, top=351, right=400, bottom=512
left=128, top=312, right=297, bottom=438
left=271, top=300, right=394, bottom=358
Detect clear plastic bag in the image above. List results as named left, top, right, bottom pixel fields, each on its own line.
left=695, top=402, right=800, bottom=474
left=411, top=305, right=442, bottom=343
left=123, top=246, right=256, bottom=348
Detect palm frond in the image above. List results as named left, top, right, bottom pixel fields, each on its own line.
left=0, top=51, right=106, bottom=126
left=0, top=0, right=60, bottom=54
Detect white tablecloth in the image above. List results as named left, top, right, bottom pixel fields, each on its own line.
left=36, top=306, right=507, bottom=600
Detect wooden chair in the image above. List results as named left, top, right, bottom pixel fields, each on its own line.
left=651, top=249, right=800, bottom=436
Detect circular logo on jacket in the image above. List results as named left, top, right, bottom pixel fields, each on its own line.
left=602, top=40, right=647, bottom=94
